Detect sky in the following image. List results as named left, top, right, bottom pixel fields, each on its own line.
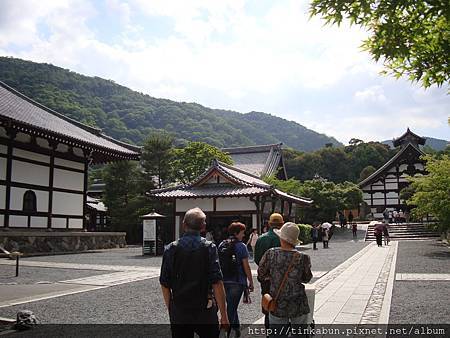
left=0, top=0, right=448, bottom=145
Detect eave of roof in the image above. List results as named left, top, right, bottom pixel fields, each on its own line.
left=0, top=81, right=140, bottom=163
left=222, top=143, right=282, bottom=154
left=359, top=143, right=424, bottom=187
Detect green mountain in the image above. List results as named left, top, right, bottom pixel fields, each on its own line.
left=0, top=56, right=342, bottom=151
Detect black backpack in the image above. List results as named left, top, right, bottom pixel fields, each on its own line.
left=171, top=239, right=210, bottom=311
left=218, top=239, right=239, bottom=280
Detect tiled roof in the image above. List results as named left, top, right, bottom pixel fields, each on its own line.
left=359, top=143, right=424, bottom=187
left=222, top=143, right=285, bottom=178
left=0, top=81, right=140, bottom=163
left=148, top=184, right=268, bottom=198
left=148, top=159, right=311, bottom=206
left=392, top=128, right=426, bottom=148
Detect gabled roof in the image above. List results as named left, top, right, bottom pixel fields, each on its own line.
left=0, top=81, right=140, bottom=164
left=147, top=159, right=312, bottom=205
left=359, top=142, right=424, bottom=187
left=392, top=128, right=426, bottom=148
left=222, top=143, right=286, bottom=179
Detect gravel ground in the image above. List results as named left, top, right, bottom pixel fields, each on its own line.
left=389, top=239, right=450, bottom=324
left=0, top=265, right=108, bottom=285
left=395, top=240, right=450, bottom=273
left=389, top=281, right=450, bottom=324
left=23, top=247, right=163, bottom=267
left=0, top=229, right=370, bottom=325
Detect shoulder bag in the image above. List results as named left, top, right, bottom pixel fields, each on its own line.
left=261, top=252, right=299, bottom=313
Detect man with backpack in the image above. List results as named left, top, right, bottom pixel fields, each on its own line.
left=160, top=207, right=229, bottom=338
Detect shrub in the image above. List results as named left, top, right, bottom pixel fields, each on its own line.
left=297, top=223, right=312, bottom=244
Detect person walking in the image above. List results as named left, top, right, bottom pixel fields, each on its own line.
left=321, top=222, right=332, bottom=249
left=352, top=222, right=358, bottom=239
left=311, top=222, right=320, bottom=250
left=348, top=211, right=354, bottom=228
left=160, top=207, right=229, bottom=338
left=257, top=222, right=313, bottom=338
left=374, top=222, right=384, bottom=247
left=254, top=213, right=284, bottom=331
left=246, top=228, right=259, bottom=260
left=383, top=223, right=390, bottom=246
left=219, top=222, right=254, bottom=338
left=338, top=211, right=346, bottom=229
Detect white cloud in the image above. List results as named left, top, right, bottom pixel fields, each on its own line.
left=1, top=0, right=448, bottom=144
left=354, top=85, right=388, bottom=103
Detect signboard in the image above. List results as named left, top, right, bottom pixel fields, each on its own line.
left=143, top=219, right=156, bottom=241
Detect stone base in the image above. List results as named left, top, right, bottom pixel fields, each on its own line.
left=0, top=230, right=127, bottom=255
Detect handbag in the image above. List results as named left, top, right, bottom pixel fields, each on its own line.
left=261, top=252, right=299, bottom=313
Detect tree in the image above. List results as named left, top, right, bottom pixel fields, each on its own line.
left=265, top=176, right=362, bottom=224
left=359, top=165, right=377, bottom=182
left=103, top=161, right=148, bottom=243
left=310, top=0, right=449, bottom=88
left=141, top=132, right=175, bottom=189
left=171, top=142, right=233, bottom=183
left=407, top=154, right=450, bottom=232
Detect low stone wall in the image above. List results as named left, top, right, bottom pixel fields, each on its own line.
left=0, top=231, right=127, bottom=254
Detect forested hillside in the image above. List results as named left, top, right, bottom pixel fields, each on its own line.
left=0, top=56, right=341, bottom=151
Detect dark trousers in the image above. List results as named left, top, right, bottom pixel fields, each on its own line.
left=169, top=302, right=220, bottom=338
left=323, top=240, right=328, bottom=248
left=313, top=238, right=318, bottom=250
left=375, top=233, right=383, bottom=247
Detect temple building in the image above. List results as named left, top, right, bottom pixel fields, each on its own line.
left=359, top=129, right=426, bottom=218
left=222, top=143, right=287, bottom=179
left=0, top=81, right=140, bottom=231
left=147, top=159, right=312, bottom=241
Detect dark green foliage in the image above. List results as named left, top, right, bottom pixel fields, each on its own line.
left=285, top=141, right=394, bottom=183
left=297, top=224, right=312, bottom=244
left=0, top=57, right=341, bottom=151
left=266, top=176, right=362, bottom=224
left=171, top=142, right=233, bottom=183
left=141, top=132, right=175, bottom=189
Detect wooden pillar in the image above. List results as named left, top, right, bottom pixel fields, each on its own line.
left=47, top=142, right=57, bottom=229
left=4, top=128, right=16, bottom=228
left=82, top=154, right=89, bottom=230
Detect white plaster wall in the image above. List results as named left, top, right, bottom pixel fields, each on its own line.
left=399, top=164, right=408, bottom=172
left=11, top=160, right=49, bottom=186
left=373, top=192, right=384, bottom=199
left=385, top=183, right=398, bottom=190
left=52, top=218, right=67, bottom=229
left=387, top=199, right=399, bottom=205
left=386, top=191, right=398, bottom=198
left=176, top=199, right=213, bottom=212
left=0, top=215, right=3, bottom=227
left=31, top=217, right=47, bottom=228
left=36, top=138, right=50, bottom=149
left=0, top=185, right=6, bottom=209
left=52, top=192, right=83, bottom=215
left=10, top=187, right=49, bottom=212
left=73, top=148, right=84, bottom=157
left=0, top=158, right=6, bottom=180
left=363, top=193, right=371, bottom=200
left=9, top=215, right=27, bottom=227
left=398, top=176, right=408, bottom=182
left=0, top=144, right=7, bottom=154
left=56, top=143, right=69, bottom=153
left=415, top=163, right=424, bottom=170
left=371, top=185, right=385, bottom=191
left=53, top=168, right=84, bottom=191
left=15, top=132, right=31, bottom=143
left=13, top=148, right=50, bottom=163
left=388, top=167, right=397, bottom=173
left=54, top=158, right=85, bottom=170
left=373, top=199, right=384, bottom=205
left=216, top=197, right=256, bottom=212
left=0, top=127, right=6, bottom=138
left=69, top=218, right=83, bottom=229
